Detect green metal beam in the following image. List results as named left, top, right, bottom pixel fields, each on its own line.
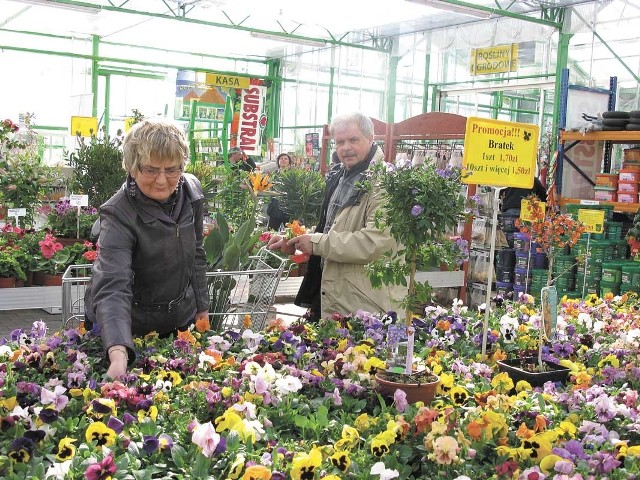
left=0, top=27, right=268, bottom=65
left=434, top=72, right=555, bottom=87
left=0, top=44, right=275, bottom=80
left=91, top=35, right=99, bottom=117
left=552, top=27, right=572, bottom=156
left=265, top=59, right=281, bottom=140
left=44, top=0, right=390, bottom=53
left=430, top=0, right=561, bottom=29
left=103, top=73, right=110, bottom=137
left=98, top=68, right=165, bottom=80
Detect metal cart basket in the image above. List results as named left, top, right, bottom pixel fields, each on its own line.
left=207, top=247, right=288, bottom=331
left=61, top=264, right=93, bottom=329
left=61, top=247, right=288, bottom=332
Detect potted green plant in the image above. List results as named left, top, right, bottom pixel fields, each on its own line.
left=67, top=129, right=125, bottom=208
left=272, top=168, right=325, bottom=227
left=38, top=197, right=98, bottom=241
left=497, top=196, right=585, bottom=382
left=367, top=160, right=473, bottom=402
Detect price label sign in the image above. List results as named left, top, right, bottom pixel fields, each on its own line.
left=7, top=208, right=27, bottom=218
left=520, top=199, right=546, bottom=222
left=70, top=116, right=98, bottom=137
left=69, top=194, right=89, bottom=207
left=578, top=208, right=605, bottom=234
left=462, top=117, right=539, bottom=188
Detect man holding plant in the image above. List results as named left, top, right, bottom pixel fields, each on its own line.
left=269, top=112, right=404, bottom=321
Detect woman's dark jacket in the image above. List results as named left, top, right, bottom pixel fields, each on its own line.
left=84, top=173, right=209, bottom=362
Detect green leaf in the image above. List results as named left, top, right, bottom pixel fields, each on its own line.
left=294, top=415, right=309, bottom=429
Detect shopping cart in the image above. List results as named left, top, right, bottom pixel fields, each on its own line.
left=207, top=247, right=289, bottom=332
left=61, top=264, right=93, bottom=329
left=61, top=247, right=289, bottom=332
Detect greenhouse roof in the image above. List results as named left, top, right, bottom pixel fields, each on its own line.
left=0, top=0, right=639, bottom=87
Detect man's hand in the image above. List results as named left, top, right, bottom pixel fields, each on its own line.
left=287, top=234, right=313, bottom=255
left=267, top=234, right=296, bottom=255
left=106, top=346, right=128, bottom=380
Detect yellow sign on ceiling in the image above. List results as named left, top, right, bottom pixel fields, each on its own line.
left=470, top=43, right=518, bottom=75
left=462, top=117, right=539, bottom=188
left=70, top=116, right=98, bottom=137
left=205, top=73, right=250, bottom=89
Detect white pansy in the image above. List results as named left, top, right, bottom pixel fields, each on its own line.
left=275, top=375, right=303, bottom=394
left=577, top=312, right=593, bottom=329
left=371, top=461, right=400, bottom=480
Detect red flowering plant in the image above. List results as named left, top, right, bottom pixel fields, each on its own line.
left=0, top=118, right=25, bottom=153
left=0, top=225, right=27, bottom=281
left=626, top=208, right=640, bottom=258
left=35, top=234, right=97, bottom=275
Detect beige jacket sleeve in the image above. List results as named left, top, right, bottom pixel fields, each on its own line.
left=309, top=186, right=397, bottom=264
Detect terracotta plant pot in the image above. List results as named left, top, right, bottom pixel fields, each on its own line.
left=497, top=357, right=570, bottom=388
left=0, top=276, right=17, bottom=288
left=39, top=273, right=63, bottom=287
left=375, top=371, right=440, bottom=406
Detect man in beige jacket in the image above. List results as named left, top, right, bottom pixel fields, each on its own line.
left=269, top=112, right=404, bottom=320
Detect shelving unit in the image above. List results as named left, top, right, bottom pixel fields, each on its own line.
left=558, top=130, right=640, bottom=213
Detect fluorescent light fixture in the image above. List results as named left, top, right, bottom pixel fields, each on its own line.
left=10, top=0, right=101, bottom=14
left=250, top=31, right=326, bottom=48
left=405, top=0, right=492, bottom=19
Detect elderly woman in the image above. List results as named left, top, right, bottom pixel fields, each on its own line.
left=84, top=120, right=209, bottom=379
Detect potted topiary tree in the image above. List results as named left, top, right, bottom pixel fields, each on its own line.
left=367, top=159, right=474, bottom=404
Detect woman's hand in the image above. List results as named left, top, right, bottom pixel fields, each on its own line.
left=267, top=234, right=296, bottom=255
left=106, top=345, right=128, bottom=380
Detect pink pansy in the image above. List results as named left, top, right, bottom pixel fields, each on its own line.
left=191, top=421, right=221, bottom=458
left=40, top=385, right=69, bottom=411
left=432, top=436, right=460, bottom=465
left=393, top=389, right=408, bottom=412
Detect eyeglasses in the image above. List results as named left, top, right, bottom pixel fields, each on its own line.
left=137, top=164, right=183, bottom=179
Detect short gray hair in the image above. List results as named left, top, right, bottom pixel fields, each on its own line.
left=122, top=120, right=189, bottom=173
left=329, top=112, right=374, bottom=139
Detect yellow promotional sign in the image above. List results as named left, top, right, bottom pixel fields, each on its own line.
left=520, top=199, right=546, bottom=222
left=578, top=209, right=605, bottom=234
left=470, top=44, right=518, bottom=75
left=124, top=117, right=135, bottom=133
left=205, top=73, right=250, bottom=89
left=70, top=116, right=98, bottom=137
left=462, top=117, right=539, bottom=188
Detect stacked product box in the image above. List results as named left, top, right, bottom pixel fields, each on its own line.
left=618, top=168, right=640, bottom=204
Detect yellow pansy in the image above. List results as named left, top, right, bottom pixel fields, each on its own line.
left=539, top=453, right=563, bottom=472
left=242, top=464, right=272, bottom=480
left=491, top=372, right=514, bottom=394
left=597, top=354, right=620, bottom=369
left=137, top=405, right=158, bottom=422
left=157, top=369, right=182, bottom=386
left=370, top=429, right=396, bottom=457
left=515, top=380, right=532, bottom=392
left=521, top=431, right=558, bottom=464
left=55, top=437, right=76, bottom=461
left=215, top=410, right=243, bottom=432
left=85, top=421, right=116, bottom=448
left=330, top=450, right=351, bottom=472
left=436, top=372, right=454, bottom=395
left=228, top=454, right=246, bottom=479
left=0, top=396, right=17, bottom=410
left=363, top=357, right=386, bottom=374
left=449, top=386, right=469, bottom=406
left=555, top=421, right=577, bottom=438
left=354, top=413, right=376, bottom=431
left=334, top=425, right=361, bottom=451
left=290, top=447, right=323, bottom=480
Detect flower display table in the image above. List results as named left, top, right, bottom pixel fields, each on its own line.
left=1, top=294, right=640, bottom=479
left=0, top=285, right=61, bottom=311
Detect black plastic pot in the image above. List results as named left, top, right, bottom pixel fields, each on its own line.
left=497, top=357, right=570, bottom=388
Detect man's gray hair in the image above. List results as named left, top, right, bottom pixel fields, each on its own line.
left=329, top=112, right=374, bottom=138
left=122, top=119, right=189, bottom=173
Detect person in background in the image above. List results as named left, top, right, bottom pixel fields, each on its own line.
left=500, top=176, right=547, bottom=216
left=267, top=153, right=294, bottom=230
left=228, top=146, right=257, bottom=172
left=84, top=120, right=210, bottom=379
left=268, top=112, right=404, bottom=321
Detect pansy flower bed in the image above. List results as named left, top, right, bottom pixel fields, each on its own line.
left=1, top=293, right=640, bottom=479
